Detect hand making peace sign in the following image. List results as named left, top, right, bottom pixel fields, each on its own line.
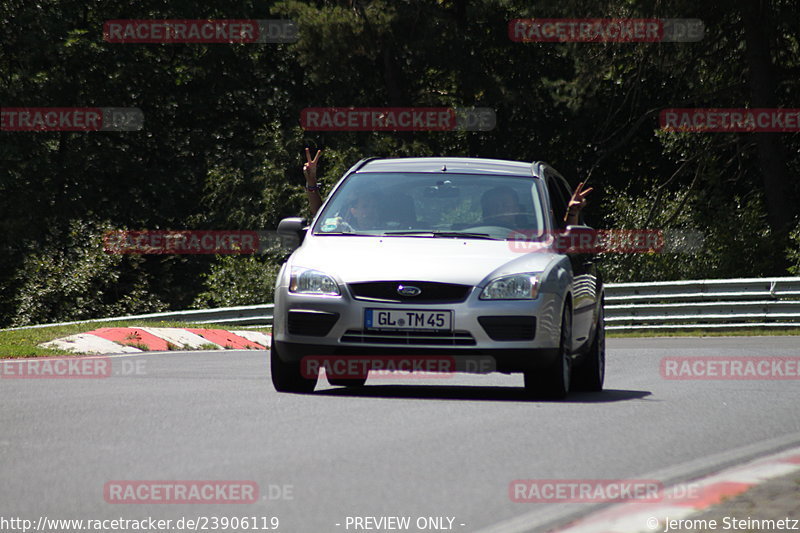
left=303, top=148, right=322, bottom=184
left=303, top=148, right=324, bottom=216
left=564, top=182, right=593, bottom=223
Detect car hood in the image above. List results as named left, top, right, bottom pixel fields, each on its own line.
left=290, top=235, right=559, bottom=286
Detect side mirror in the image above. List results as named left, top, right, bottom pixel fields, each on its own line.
left=564, top=224, right=593, bottom=232
left=277, top=217, right=307, bottom=249
left=555, top=225, right=595, bottom=254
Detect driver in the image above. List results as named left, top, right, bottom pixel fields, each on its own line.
left=481, top=186, right=523, bottom=227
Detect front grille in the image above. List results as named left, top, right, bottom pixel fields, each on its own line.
left=341, top=329, right=476, bottom=346
left=288, top=310, right=339, bottom=336
left=478, top=316, right=536, bottom=341
left=348, top=281, right=472, bottom=303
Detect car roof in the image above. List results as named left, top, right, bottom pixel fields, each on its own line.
left=356, top=157, right=541, bottom=177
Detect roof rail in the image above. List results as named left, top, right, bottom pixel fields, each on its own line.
left=352, top=157, right=380, bottom=171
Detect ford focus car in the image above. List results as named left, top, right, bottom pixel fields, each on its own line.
left=272, top=157, right=604, bottom=398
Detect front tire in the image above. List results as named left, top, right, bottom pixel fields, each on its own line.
left=270, top=343, right=317, bottom=393
left=573, top=303, right=605, bottom=392
left=524, top=305, right=571, bottom=399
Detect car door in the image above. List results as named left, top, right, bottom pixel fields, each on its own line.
left=544, top=168, right=598, bottom=352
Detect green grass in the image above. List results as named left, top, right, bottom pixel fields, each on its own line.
left=124, top=342, right=151, bottom=351
left=198, top=343, right=221, bottom=351
left=0, top=321, right=271, bottom=359
left=608, top=328, right=800, bottom=338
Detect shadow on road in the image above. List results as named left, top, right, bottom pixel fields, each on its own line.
left=312, top=385, right=651, bottom=403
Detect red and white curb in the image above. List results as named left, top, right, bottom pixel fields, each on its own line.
left=552, top=445, right=800, bottom=533
left=39, top=327, right=271, bottom=355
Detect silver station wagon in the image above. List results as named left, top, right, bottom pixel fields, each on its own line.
left=272, top=157, right=604, bottom=398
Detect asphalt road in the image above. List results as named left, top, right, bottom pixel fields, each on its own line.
left=2, top=337, right=799, bottom=533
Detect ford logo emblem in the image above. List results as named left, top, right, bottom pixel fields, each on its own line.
left=397, top=285, right=422, bottom=297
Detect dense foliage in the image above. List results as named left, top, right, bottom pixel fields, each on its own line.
left=1, top=0, right=798, bottom=326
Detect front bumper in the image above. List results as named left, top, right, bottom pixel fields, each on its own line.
left=273, top=284, right=563, bottom=373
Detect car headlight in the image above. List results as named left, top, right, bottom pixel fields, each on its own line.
left=480, top=273, right=540, bottom=300
left=289, top=267, right=341, bottom=296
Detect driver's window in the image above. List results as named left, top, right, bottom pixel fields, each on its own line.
left=545, top=171, right=569, bottom=230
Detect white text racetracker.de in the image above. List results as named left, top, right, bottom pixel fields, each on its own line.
left=338, top=516, right=462, bottom=530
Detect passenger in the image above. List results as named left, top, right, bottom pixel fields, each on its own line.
left=342, top=191, right=382, bottom=230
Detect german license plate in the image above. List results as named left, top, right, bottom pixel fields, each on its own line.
left=365, top=309, right=452, bottom=331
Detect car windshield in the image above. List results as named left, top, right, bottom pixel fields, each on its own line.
left=312, top=172, right=546, bottom=239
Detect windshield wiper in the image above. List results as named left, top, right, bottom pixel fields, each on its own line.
left=315, top=231, right=373, bottom=236
left=383, top=230, right=497, bottom=240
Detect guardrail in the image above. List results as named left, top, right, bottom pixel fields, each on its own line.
left=5, top=277, right=800, bottom=332
left=2, top=304, right=275, bottom=331
left=604, top=277, right=800, bottom=331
